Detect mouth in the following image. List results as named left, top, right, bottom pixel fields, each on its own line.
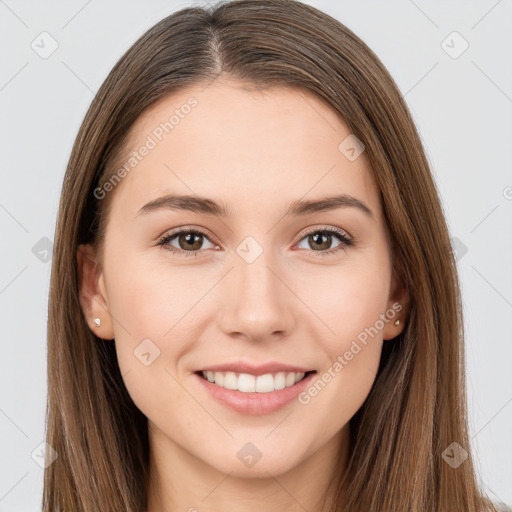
left=195, top=369, right=317, bottom=393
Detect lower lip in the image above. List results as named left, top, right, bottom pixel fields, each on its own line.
left=194, top=371, right=316, bottom=415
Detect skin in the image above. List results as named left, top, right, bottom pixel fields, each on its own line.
left=78, top=78, right=408, bottom=512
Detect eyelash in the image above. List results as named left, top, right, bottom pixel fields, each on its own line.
left=156, top=226, right=354, bottom=258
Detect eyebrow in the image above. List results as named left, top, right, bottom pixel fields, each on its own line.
left=137, top=193, right=374, bottom=219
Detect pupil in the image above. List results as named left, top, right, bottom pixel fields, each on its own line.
left=181, top=233, right=201, bottom=249
left=311, top=233, right=330, bottom=250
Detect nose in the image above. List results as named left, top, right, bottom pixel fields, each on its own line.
left=217, top=254, right=296, bottom=343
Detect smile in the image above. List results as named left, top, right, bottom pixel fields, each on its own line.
left=194, top=370, right=317, bottom=415
left=198, top=370, right=314, bottom=393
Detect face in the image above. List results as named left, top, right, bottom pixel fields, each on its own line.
left=78, top=79, right=406, bottom=479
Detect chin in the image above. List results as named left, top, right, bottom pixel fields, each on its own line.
left=200, top=442, right=305, bottom=478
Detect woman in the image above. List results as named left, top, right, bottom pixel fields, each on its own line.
left=43, top=0, right=509, bottom=510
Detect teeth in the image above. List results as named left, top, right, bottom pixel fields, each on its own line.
left=201, top=370, right=307, bottom=393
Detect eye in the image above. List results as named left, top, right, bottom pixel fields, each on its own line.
left=157, top=228, right=217, bottom=257
left=295, top=226, right=353, bottom=257
left=157, top=225, right=354, bottom=258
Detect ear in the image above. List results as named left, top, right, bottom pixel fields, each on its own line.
left=382, top=259, right=410, bottom=341
left=77, top=243, right=115, bottom=340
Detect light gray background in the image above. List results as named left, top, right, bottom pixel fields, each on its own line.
left=1, top=0, right=511, bottom=510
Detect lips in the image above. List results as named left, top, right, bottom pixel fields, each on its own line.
left=195, top=361, right=314, bottom=376
left=194, top=369, right=317, bottom=415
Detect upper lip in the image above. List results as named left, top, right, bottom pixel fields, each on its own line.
left=196, top=361, right=315, bottom=376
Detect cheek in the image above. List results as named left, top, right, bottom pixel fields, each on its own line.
left=101, top=252, right=193, bottom=403
left=104, top=262, right=199, bottom=428
left=297, top=252, right=390, bottom=408
left=106, top=248, right=202, bottom=337
left=302, top=255, right=391, bottom=346
left=297, top=274, right=387, bottom=445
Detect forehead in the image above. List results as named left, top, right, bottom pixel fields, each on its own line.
left=106, top=79, right=382, bottom=221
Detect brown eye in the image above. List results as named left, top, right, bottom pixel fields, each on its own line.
left=296, top=228, right=353, bottom=256
left=158, top=229, right=216, bottom=257
left=307, top=232, right=334, bottom=251
left=176, top=232, right=204, bottom=251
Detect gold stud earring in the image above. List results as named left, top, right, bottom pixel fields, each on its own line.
left=92, top=318, right=101, bottom=327
left=394, top=319, right=400, bottom=326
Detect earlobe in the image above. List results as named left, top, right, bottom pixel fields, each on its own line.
left=383, top=265, right=410, bottom=341
left=76, top=243, right=115, bottom=340
left=383, top=299, right=408, bottom=340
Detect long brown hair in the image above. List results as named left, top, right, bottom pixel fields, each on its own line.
left=44, top=0, right=501, bottom=510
